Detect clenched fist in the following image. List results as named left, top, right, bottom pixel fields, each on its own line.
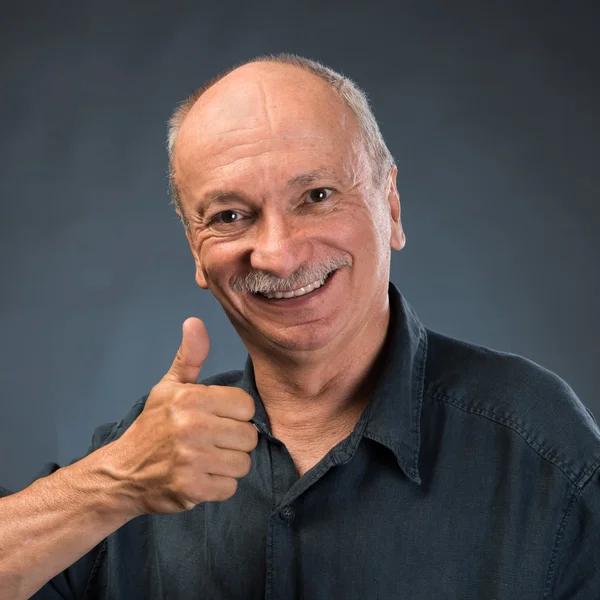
left=109, top=317, right=258, bottom=516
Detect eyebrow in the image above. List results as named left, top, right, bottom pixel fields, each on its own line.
left=194, top=168, right=340, bottom=217
left=285, top=167, right=339, bottom=189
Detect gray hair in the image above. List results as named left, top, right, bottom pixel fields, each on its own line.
left=167, top=53, right=395, bottom=230
left=230, top=254, right=352, bottom=295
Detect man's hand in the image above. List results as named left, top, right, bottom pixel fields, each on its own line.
left=111, top=318, right=258, bottom=516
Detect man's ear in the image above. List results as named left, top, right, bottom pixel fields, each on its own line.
left=185, top=230, right=209, bottom=289
left=386, top=165, right=406, bottom=251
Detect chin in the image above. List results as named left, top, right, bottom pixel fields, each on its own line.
left=259, top=321, right=343, bottom=353
left=266, top=336, right=330, bottom=353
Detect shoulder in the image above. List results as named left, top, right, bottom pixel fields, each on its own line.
left=424, top=328, right=600, bottom=487
left=199, top=369, right=245, bottom=388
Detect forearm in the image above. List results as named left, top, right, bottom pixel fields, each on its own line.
left=0, top=443, right=138, bottom=600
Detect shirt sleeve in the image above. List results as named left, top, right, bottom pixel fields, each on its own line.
left=24, top=420, right=121, bottom=600
left=8, top=399, right=148, bottom=599
left=0, top=421, right=124, bottom=501
left=550, top=462, right=600, bottom=599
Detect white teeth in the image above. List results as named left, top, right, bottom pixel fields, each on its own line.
left=262, top=274, right=329, bottom=299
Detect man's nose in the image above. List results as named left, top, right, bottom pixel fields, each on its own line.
left=249, top=214, right=311, bottom=279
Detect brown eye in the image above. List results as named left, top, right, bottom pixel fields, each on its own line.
left=212, top=210, right=242, bottom=224
left=207, top=209, right=250, bottom=233
left=308, top=188, right=333, bottom=203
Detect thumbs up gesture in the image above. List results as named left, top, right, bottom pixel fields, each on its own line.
left=111, top=318, right=258, bottom=516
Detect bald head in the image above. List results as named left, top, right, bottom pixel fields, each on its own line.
left=179, top=61, right=355, bottom=153
left=174, top=62, right=365, bottom=209
left=168, top=54, right=394, bottom=229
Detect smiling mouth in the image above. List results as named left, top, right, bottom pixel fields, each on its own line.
left=253, top=270, right=335, bottom=300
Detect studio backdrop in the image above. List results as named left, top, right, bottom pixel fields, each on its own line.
left=0, top=0, right=598, bottom=492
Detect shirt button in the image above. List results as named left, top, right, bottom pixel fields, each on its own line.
left=280, top=506, right=295, bottom=521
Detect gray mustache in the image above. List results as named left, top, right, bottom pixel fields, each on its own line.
left=230, top=255, right=352, bottom=294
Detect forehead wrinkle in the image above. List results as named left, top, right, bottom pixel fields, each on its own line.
left=205, top=66, right=349, bottom=140
left=211, top=136, right=324, bottom=159
left=183, top=134, right=366, bottom=209
left=183, top=62, right=358, bottom=147
left=180, top=65, right=358, bottom=154
left=257, top=77, right=276, bottom=139
left=189, top=136, right=331, bottom=184
left=201, top=77, right=276, bottom=141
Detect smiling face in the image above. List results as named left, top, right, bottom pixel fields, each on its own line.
left=173, top=62, right=405, bottom=354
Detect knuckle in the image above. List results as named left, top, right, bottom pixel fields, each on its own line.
left=173, top=385, right=198, bottom=410
left=200, top=474, right=236, bottom=502
left=250, top=424, right=259, bottom=447
left=145, top=383, right=166, bottom=409
left=173, top=444, right=193, bottom=467
left=200, top=386, right=218, bottom=408
left=169, top=409, right=194, bottom=437
left=170, top=384, right=187, bottom=403
left=230, top=389, right=255, bottom=419
left=172, top=473, right=204, bottom=506
left=168, top=405, right=210, bottom=437
left=241, top=422, right=259, bottom=450
left=167, top=476, right=185, bottom=500
left=171, top=408, right=190, bottom=427
left=227, top=451, right=251, bottom=478
left=147, top=383, right=159, bottom=399
left=174, top=347, right=184, bottom=363
left=189, top=473, right=211, bottom=503
left=240, top=453, right=252, bottom=476
left=243, top=396, right=256, bottom=420
left=220, top=477, right=238, bottom=500
left=175, top=497, right=196, bottom=512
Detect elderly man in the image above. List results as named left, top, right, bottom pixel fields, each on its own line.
left=1, top=54, right=599, bottom=600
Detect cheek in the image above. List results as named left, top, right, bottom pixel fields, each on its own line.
left=198, top=238, right=245, bottom=287
left=370, top=200, right=392, bottom=242
left=335, top=207, right=382, bottom=250
left=340, top=208, right=391, bottom=280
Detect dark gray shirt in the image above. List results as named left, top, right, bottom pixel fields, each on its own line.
left=6, top=283, right=600, bottom=599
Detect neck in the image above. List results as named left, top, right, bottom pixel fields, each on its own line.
left=247, top=294, right=391, bottom=443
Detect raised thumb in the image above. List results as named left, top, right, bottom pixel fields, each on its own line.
left=162, top=317, right=210, bottom=384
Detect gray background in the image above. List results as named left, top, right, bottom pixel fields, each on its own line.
left=1, top=1, right=598, bottom=493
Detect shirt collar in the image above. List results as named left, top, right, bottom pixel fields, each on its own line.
left=361, top=282, right=427, bottom=485
left=241, top=281, right=427, bottom=486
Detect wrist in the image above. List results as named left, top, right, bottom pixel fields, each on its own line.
left=58, top=441, right=143, bottom=524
